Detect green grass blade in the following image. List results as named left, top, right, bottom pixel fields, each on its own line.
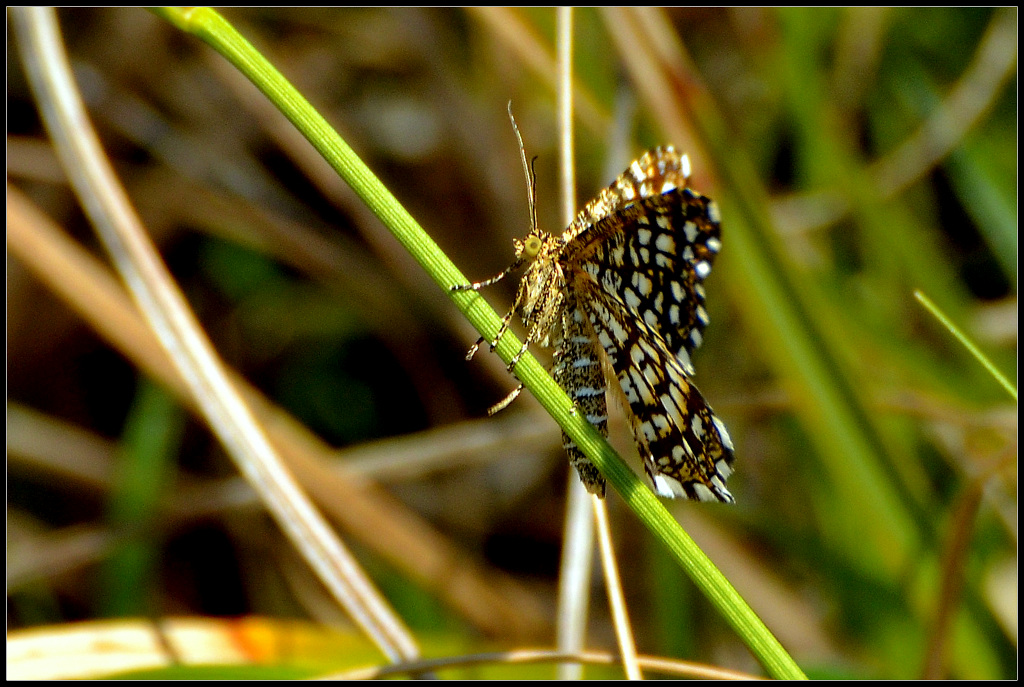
left=914, top=290, right=1017, bottom=400
left=152, top=6, right=804, bottom=679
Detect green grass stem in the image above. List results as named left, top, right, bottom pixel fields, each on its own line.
left=153, top=6, right=805, bottom=679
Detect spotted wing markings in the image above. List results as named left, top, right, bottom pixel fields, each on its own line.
left=555, top=146, right=734, bottom=501
left=458, top=144, right=735, bottom=501
left=576, top=276, right=735, bottom=502
left=562, top=149, right=723, bottom=379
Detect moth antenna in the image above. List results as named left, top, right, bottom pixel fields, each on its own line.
left=507, top=101, right=538, bottom=233
left=529, top=155, right=539, bottom=233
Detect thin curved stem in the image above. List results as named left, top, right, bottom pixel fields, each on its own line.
left=11, top=6, right=418, bottom=664
left=150, top=7, right=804, bottom=678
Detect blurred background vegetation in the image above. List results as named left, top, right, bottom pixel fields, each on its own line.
left=7, top=7, right=1016, bottom=679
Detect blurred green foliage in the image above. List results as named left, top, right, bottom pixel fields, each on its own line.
left=7, top=7, right=1015, bottom=679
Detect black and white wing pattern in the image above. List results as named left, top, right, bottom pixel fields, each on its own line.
left=459, top=145, right=735, bottom=501
left=558, top=147, right=734, bottom=501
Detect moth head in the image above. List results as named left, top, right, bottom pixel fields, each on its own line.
left=514, top=229, right=546, bottom=263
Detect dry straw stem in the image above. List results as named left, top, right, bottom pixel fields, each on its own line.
left=330, top=647, right=763, bottom=680
left=7, top=388, right=553, bottom=634
left=554, top=7, right=640, bottom=680
left=11, top=6, right=421, bottom=663
left=468, top=7, right=610, bottom=136
left=552, top=6, right=599, bottom=681
left=6, top=185, right=548, bottom=641
left=594, top=498, right=642, bottom=680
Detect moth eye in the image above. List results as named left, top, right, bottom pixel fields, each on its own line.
left=523, top=235, right=543, bottom=259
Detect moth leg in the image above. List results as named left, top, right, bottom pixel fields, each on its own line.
left=487, top=384, right=523, bottom=415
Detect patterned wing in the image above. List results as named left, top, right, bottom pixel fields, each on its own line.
left=573, top=275, right=735, bottom=502
left=467, top=142, right=735, bottom=501
left=556, top=146, right=733, bottom=501
left=561, top=147, right=722, bottom=376
left=551, top=289, right=609, bottom=496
